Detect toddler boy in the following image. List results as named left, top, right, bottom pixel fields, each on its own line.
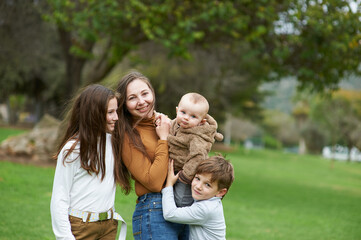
left=162, top=155, right=234, bottom=240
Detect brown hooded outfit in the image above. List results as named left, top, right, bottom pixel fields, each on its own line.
left=168, top=114, right=223, bottom=184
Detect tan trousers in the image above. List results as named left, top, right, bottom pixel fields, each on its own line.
left=69, top=215, right=118, bottom=240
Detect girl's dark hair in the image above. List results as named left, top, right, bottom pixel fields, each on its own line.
left=115, top=71, right=156, bottom=161
left=56, top=84, right=131, bottom=193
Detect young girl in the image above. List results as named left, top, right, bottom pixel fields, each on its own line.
left=50, top=84, right=130, bottom=240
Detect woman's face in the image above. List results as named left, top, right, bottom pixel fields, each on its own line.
left=126, top=79, right=154, bottom=119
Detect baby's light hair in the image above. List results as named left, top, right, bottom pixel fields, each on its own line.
left=179, top=92, right=209, bottom=116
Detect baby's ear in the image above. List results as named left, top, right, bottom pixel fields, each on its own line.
left=216, top=188, right=228, bottom=198
left=200, top=118, right=207, bottom=125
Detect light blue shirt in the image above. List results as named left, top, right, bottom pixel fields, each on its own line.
left=162, top=186, right=226, bottom=240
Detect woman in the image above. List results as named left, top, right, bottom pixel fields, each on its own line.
left=115, top=71, right=189, bottom=239
left=50, top=84, right=130, bottom=240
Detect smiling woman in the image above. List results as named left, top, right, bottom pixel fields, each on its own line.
left=115, top=71, right=189, bottom=240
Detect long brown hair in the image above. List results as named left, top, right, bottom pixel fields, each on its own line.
left=56, top=84, right=131, bottom=193
left=115, top=71, right=156, bottom=160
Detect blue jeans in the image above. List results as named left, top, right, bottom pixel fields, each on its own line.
left=132, top=192, right=189, bottom=240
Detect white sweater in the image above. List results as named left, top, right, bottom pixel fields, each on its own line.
left=50, top=133, right=116, bottom=240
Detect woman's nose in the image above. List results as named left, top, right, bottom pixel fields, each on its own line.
left=138, top=97, right=145, bottom=104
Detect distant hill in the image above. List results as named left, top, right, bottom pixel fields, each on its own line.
left=260, top=76, right=361, bottom=114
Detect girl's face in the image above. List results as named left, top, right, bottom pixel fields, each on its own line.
left=126, top=79, right=154, bottom=119
left=106, top=97, right=118, bottom=133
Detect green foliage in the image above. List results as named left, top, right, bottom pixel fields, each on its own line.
left=300, top=120, right=327, bottom=154
left=309, top=91, right=361, bottom=149
left=262, top=134, right=283, bottom=150
left=0, top=0, right=65, bottom=119
left=121, top=43, right=266, bottom=122
left=1, top=148, right=361, bottom=239
left=2, top=0, right=361, bottom=122
left=44, top=0, right=361, bottom=91
left=275, top=0, right=361, bottom=91
left=262, top=109, right=299, bottom=147
left=8, top=95, right=26, bottom=111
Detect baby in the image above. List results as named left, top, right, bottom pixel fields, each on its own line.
left=168, top=92, right=223, bottom=207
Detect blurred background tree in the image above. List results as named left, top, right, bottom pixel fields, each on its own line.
left=0, top=0, right=64, bottom=124
left=309, top=90, right=361, bottom=156
left=0, top=0, right=360, bottom=155
left=41, top=0, right=361, bottom=112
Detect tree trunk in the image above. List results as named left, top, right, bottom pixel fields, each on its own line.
left=298, top=137, right=306, bottom=154
left=6, top=98, right=18, bottom=125
left=83, top=39, right=116, bottom=85
left=57, top=28, right=94, bottom=102
left=224, top=112, right=232, bottom=146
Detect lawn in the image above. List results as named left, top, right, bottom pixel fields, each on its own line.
left=223, top=149, right=361, bottom=240
left=1, top=129, right=361, bottom=239
left=0, top=126, right=29, bottom=142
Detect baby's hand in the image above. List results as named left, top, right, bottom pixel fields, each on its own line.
left=155, top=114, right=171, bottom=140
left=154, top=110, right=161, bottom=126
left=165, top=159, right=179, bottom=187
left=154, top=110, right=168, bottom=126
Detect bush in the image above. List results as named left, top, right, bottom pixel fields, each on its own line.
left=262, top=134, right=282, bottom=150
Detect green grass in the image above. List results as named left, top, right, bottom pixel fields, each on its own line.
left=0, top=127, right=28, bottom=142
left=1, top=147, right=361, bottom=239
left=223, top=149, right=361, bottom=240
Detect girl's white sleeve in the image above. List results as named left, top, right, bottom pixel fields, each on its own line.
left=50, top=150, right=78, bottom=240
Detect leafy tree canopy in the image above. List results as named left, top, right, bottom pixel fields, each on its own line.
left=44, top=0, right=361, bottom=95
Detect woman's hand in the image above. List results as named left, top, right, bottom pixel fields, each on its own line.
left=165, top=159, right=179, bottom=187
left=155, top=114, right=171, bottom=140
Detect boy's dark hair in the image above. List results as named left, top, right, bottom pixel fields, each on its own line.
left=195, top=154, right=234, bottom=191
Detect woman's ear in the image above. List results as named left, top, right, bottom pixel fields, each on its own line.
left=216, top=188, right=228, bottom=198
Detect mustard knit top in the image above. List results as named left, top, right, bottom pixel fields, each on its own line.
left=121, top=115, right=169, bottom=197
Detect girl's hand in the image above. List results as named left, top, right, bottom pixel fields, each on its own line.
left=165, top=159, right=179, bottom=187
left=155, top=114, right=170, bottom=140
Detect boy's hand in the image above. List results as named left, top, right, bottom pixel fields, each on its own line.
left=165, top=159, right=179, bottom=187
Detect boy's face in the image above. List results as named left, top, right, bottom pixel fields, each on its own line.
left=176, top=98, right=207, bottom=129
left=191, top=173, right=227, bottom=201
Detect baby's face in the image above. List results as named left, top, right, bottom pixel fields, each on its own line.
left=176, top=99, right=207, bottom=129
